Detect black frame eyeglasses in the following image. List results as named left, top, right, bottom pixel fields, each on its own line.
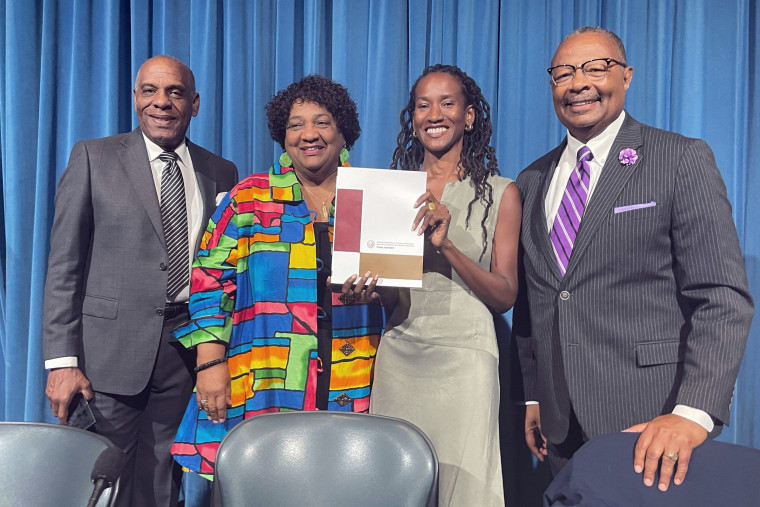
left=547, top=58, right=627, bottom=86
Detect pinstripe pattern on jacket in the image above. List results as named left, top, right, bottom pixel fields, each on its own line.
left=512, top=113, right=753, bottom=443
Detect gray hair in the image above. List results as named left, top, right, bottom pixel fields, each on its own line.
left=566, top=26, right=627, bottom=63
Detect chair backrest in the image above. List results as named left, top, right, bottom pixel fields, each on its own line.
left=0, top=422, right=119, bottom=507
left=213, top=411, right=438, bottom=507
left=544, top=431, right=760, bottom=506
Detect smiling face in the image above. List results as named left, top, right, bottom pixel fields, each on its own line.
left=284, top=100, right=346, bottom=181
left=133, top=56, right=199, bottom=151
left=412, top=72, right=474, bottom=159
left=550, top=32, right=633, bottom=143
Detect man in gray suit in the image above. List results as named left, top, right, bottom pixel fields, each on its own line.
left=513, top=26, right=752, bottom=491
left=42, top=55, right=238, bottom=506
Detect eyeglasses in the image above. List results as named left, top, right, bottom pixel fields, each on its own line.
left=547, top=58, right=627, bottom=86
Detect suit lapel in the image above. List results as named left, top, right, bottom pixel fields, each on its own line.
left=187, top=139, right=215, bottom=253
left=532, top=142, right=567, bottom=283
left=119, top=128, right=165, bottom=245
left=563, top=114, right=644, bottom=278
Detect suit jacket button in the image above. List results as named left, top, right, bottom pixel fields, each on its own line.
left=560, top=290, right=570, bottom=301
left=156, top=307, right=165, bottom=316
left=159, top=263, right=167, bottom=271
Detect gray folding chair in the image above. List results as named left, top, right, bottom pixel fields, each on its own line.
left=0, top=421, right=119, bottom=507
left=213, top=411, right=438, bottom=507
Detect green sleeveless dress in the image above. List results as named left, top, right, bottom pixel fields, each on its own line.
left=371, top=174, right=512, bottom=507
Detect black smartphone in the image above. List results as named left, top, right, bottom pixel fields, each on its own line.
left=67, top=392, right=96, bottom=430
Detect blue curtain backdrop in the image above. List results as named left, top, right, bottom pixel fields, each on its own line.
left=1, top=0, right=758, bottom=503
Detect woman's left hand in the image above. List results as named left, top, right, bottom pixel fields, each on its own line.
left=413, top=191, right=451, bottom=248
left=329, top=273, right=379, bottom=305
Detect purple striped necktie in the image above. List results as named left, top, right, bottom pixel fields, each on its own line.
left=550, top=146, right=593, bottom=276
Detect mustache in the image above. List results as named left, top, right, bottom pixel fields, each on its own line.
left=562, top=94, right=601, bottom=106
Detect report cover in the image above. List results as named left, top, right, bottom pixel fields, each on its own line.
left=332, top=167, right=426, bottom=287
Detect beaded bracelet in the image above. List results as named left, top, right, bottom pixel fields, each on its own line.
left=194, top=357, right=227, bottom=373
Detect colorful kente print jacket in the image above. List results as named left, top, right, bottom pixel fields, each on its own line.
left=171, top=160, right=385, bottom=475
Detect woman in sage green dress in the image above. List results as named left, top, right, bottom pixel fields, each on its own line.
left=370, top=64, right=521, bottom=507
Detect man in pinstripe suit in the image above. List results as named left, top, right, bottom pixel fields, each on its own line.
left=512, top=26, right=752, bottom=491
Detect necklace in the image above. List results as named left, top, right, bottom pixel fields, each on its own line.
left=278, top=151, right=346, bottom=221
left=299, top=180, right=335, bottom=220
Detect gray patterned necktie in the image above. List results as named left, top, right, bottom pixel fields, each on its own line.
left=159, top=151, right=189, bottom=299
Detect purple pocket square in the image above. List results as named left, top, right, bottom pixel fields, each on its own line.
left=614, top=201, right=656, bottom=214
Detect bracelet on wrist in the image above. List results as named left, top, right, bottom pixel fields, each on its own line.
left=194, top=357, right=227, bottom=373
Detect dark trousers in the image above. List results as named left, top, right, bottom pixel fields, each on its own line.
left=90, top=310, right=195, bottom=507
left=546, top=408, right=587, bottom=477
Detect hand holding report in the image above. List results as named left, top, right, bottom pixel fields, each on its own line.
left=333, top=167, right=426, bottom=287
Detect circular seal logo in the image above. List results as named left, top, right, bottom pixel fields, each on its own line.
left=367, top=240, right=375, bottom=248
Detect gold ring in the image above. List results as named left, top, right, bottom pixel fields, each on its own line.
left=664, top=451, right=679, bottom=461
left=428, top=202, right=436, bottom=211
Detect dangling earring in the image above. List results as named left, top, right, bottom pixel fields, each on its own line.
left=279, top=151, right=292, bottom=167
left=465, top=124, right=474, bottom=132
left=339, top=145, right=349, bottom=165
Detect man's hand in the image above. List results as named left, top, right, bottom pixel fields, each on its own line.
left=525, top=404, right=548, bottom=461
left=45, top=367, right=93, bottom=424
left=624, top=413, right=708, bottom=491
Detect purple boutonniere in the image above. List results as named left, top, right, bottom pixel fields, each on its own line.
left=619, top=148, right=638, bottom=166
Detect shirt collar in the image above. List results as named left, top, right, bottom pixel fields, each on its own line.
left=269, top=160, right=302, bottom=203
left=566, top=110, right=626, bottom=162
left=141, top=132, right=189, bottom=165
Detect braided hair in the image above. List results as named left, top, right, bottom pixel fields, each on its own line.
left=390, top=64, right=499, bottom=261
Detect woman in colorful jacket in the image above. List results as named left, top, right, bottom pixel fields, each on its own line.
left=171, top=75, right=385, bottom=477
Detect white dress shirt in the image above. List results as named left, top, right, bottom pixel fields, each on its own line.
left=544, top=112, right=625, bottom=230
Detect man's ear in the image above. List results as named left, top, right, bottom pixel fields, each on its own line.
left=623, top=66, right=634, bottom=91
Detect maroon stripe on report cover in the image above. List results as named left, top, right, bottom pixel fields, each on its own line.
left=334, top=188, right=363, bottom=252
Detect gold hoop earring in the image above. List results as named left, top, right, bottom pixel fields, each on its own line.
left=465, top=124, right=474, bottom=132
left=412, top=130, right=417, bottom=138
